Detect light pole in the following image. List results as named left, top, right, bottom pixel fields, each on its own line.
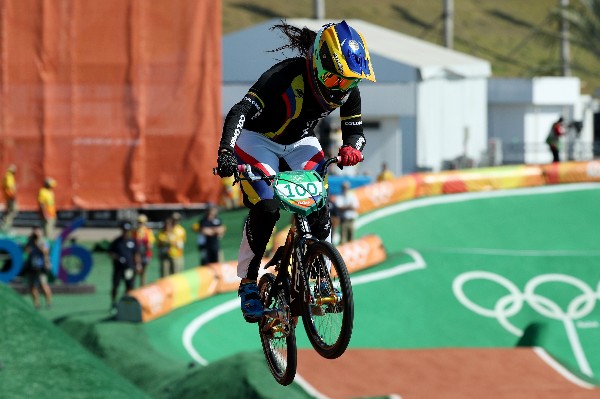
left=444, top=0, right=454, bottom=49
left=560, top=0, right=571, bottom=76
left=314, top=0, right=325, bottom=19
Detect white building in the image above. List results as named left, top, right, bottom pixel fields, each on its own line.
left=223, top=19, right=492, bottom=175
left=488, top=77, right=597, bottom=164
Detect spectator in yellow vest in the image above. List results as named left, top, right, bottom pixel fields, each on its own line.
left=171, top=212, right=187, bottom=273
left=2, top=164, right=18, bottom=233
left=220, top=175, right=241, bottom=209
left=157, top=215, right=186, bottom=277
left=38, top=177, right=57, bottom=239
left=376, top=162, right=394, bottom=182
left=133, top=214, right=156, bottom=286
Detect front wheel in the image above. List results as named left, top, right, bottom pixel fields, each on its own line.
left=258, top=273, right=297, bottom=385
left=301, top=241, right=354, bottom=359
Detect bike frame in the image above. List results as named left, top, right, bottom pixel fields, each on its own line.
left=266, top=213, right=320, bottom=319
left=214, top=156, right=342, bottom=323
left=262, top=157, right=340, bottom=320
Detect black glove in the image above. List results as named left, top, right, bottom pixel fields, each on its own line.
left=216, top=150, right=238, bottom=177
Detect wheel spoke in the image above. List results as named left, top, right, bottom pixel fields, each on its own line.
left=301, top=241, right=354, bottom=359
left=258, top=273, right=297, bottom=385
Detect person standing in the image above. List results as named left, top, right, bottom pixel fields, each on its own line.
left=133, top=214, right=155, bottom=286
left=157, top=217, right=185, bottom=277
left=546, top=117, right=566, bottom=163
left=23, top=226, right=53, bottom=309
left=38, top=177, right=57, bottom=239
left=1, top=164, right=18, bottom=233
left=108, top=221, right=139, bottom=313
left=334, top=181, right=359, bottom=244
left=171, top=212, right=187, bottom=273
left=376, top=162, right=394, bottom=182
left=198, top=206, right=226, bottom=265
left=220, top=175, right=241, bottom=210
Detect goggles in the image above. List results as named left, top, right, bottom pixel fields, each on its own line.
left=318, top=71, right=361, bottom=91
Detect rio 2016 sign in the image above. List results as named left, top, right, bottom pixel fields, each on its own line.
left=0, top=217, right=93, bottom=284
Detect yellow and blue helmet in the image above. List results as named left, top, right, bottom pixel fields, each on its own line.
left=312, top=21, right=376, bottom=96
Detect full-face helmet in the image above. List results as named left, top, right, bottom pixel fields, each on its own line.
left=311, top=21, right=376, bottom=107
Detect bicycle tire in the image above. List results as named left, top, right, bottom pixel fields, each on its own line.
left=300, top=241, right=354, bottom=359
left=258, top=273, right=297, bottom=385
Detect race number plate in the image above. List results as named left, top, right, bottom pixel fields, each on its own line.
left=273, top=170, right=326, bottom=216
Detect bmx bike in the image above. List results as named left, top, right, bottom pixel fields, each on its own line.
left=216, top=157, right=354, bottom=385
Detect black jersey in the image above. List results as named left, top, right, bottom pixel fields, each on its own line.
left=220, top=57, right=366, bottom=150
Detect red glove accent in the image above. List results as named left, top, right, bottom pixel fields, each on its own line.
left=338, top=146, right=362, bottom=166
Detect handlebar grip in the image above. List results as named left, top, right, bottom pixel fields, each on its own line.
left=333, top=154, right=365, bottom=163
left=212, top=165, right=247, bottom=177
left=332, top=154, right=364, bottom=170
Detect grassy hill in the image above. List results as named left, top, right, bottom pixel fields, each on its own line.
left=223, top=0, right=600, bottom=95
left=0, top=284, right=151, bottom=399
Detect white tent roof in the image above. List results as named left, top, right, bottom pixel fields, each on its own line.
left=223, top=18, right=491, bottom=84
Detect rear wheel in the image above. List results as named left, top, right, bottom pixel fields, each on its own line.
left=301, top=241, right=354, bottom=359
left=258, top=273, right=297, bottom=385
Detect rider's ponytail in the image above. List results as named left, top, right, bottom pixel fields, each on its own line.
left=269, top=21, right=317, bottom=58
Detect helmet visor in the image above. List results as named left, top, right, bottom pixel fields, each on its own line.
left=318, top=71, right=361, bottom=91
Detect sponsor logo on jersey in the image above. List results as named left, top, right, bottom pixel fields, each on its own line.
left=356, top=136, right=366, bottom=150
left=229, top=115, right=245, bottom=147
left=243, top=96, right=263, bottom=119
left=343, top=120, right=362, bottom=126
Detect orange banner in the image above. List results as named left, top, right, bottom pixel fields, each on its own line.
left=336, top=234, right=387, bottom=274
left=126, top=266, right=217, bottom=322
left=208, top=261, right=245, bottom=294
left=415, top=165, right=545, bottom=197
left=120, top=233, right=387, bottom=322
left=205, top=235, right=386, bottom=293
left=353, top=175, right=419, bottom=214
left=0, top=0, right=222, bottom=210
left=542, top=161, right=600, bottom=184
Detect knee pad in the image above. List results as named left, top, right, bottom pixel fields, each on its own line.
left=307, top=203, right=331, bottom=241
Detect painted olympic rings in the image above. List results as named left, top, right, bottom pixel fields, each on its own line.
left=453, top=271, right=599, bottom=336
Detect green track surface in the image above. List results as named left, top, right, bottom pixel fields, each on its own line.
left=2, top=183, right=600, bottom=398
left=144, top=185, right=600, bottom=384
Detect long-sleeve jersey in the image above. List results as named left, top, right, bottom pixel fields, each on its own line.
left=219, top=57, right=366, bottom=152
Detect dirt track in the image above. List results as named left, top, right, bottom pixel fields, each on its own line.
left=297, top=348, right=599, bottom=399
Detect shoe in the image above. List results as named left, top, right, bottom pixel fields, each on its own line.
left=238, top=282, right=264, bottom=323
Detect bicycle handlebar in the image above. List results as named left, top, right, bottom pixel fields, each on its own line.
left=213, top=155, right=363, bottom=183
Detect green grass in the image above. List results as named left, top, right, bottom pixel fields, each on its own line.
left=223, top=0, right=600, bottom=94
left=0, top=284, right=150, bottom=399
